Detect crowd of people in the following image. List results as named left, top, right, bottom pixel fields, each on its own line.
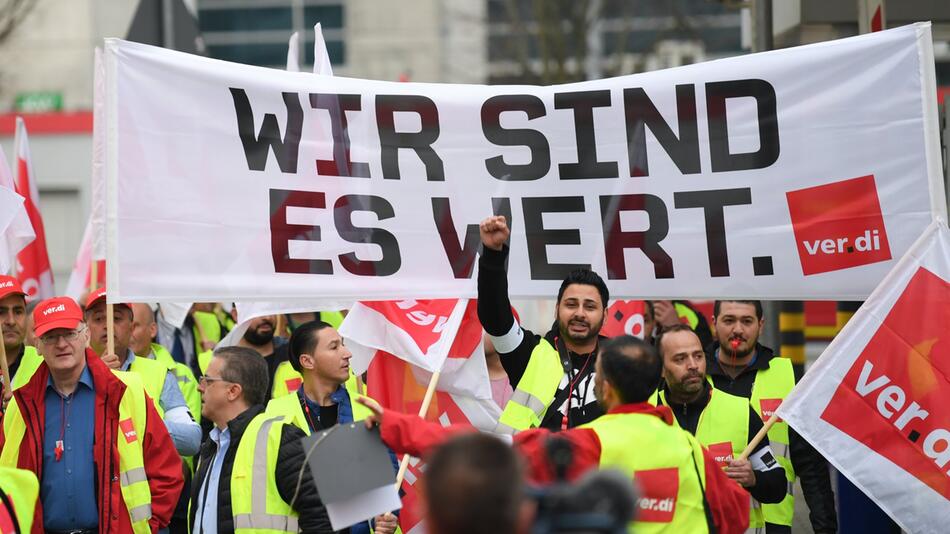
left=0, top=215, right=838, bottom=534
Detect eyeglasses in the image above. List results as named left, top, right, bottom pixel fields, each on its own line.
left=199, top=375, right=232, bottom=386
left=39, top=329, right=84, bottom=346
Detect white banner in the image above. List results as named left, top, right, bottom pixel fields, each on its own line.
left=105, top=24, right=946, bottom=303
left=778, top=219, right=950, bottom=532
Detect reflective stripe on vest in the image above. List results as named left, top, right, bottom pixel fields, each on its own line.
left=750, top=357, right=796, bottom=527
left=231, top=415, right=299, bottom=533
left=10, top=346, right=42, bottom=390
left=581, top=412, right=710, bottom=533
left=111, top=371, right=155, bottom=533
left=494, top=339, right=561, bottom=434
left=0, top=466, right=38, bottom=533
left=661, top=389, right=764, bottom=530
left=271, top=361, right=302, bottom=400
left=1, top=371, right=154, bottom=533
left=266, top=373, right=374, bottom=435
left=128, top=356, right=168, bottom=418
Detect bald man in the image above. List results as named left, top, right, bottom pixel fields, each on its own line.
left=130, top=303, right=201, bottom=422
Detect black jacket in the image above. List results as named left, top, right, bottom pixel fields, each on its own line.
left=706, top=342, right=838, bottom=534
left=659, top=381, right=787, bottom=504
left=478, top=245, right=604, bottom=430
left=189, top=405, right=336, bottom=534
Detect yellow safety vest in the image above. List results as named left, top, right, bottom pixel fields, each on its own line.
left=192, top=311, right=222, bottom=354
left=0, top=371, right=154, bottom=534
left=271, top=361, right=303, bottom=400
left=581, top=412, right=710, bottom=533
left=128, top=355, right=169, bottom=418
left=265, top=374, right=373, bottom=435
left=197, top=349, right=213, bottom=376
left=149, top=343, right=201, bottom=424
left=10, top=346, right=42, bottom=390
left=659, top=389, right=764, bottom=531
left=750, top=357, right=796, bottom=527
left=0, top=466, right=38, bottom=534
left=230, top=414, right=299, bottom=534
left=318, top=310, right=345, bottom=329
left=494, top=339, right=562, bottom=434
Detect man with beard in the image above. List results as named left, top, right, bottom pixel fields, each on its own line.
left=656, top=324, right=786, bottom=532
left=236, top=315, right=291, bottom=400
left=478, top=215, right=608, bottom=433
left=707, top=300, right=837, bottom=534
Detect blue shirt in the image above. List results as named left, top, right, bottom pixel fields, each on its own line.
left=192, top=426, right=231, bottom=534
left=42, top=364, right=98, bottom=530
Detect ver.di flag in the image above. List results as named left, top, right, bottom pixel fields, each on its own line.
left=778, top=219, right=950, bottom=533
left=13, top=118, right=54, bottom=301
left=0, top=148, right=34, bottom=274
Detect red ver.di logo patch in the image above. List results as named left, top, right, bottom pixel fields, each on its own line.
left=633, top=467, right=679, bottom=523
left=786, top=175, right=891, bottom=275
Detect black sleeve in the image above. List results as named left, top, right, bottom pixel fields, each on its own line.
left=790, top=427, right=838, bottom=533
left=275, top=425, right=339, bottom=534
left=744, top=406, right=787, bottom=504
left=477, top=244, right=541, bottom=386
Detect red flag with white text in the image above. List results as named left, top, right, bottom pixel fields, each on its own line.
left=13, top=118, right=54, bottom=301
left=341, top=298, right=492, bottom=399
left=366, top=349, right=501, bottom=534
left=778, top=220, right=950, bottom=531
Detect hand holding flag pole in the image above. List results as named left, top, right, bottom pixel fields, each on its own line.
left=738, top=410, right=781, bottom=462
left=394, top=370, right=442, bottom=488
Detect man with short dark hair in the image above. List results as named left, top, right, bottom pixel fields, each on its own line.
left=708, top=300, right=837, bottom=534
left=425, top=433, right=531, bottom=534
left=265, top=320, right=398, bottom=534
left=362, top=335, right=752, bottom=533
left=656, top=324, right=786, bottom=532
left=478, top=215, right=608, bottom=433
left=190, top=346, right=333, bottom=533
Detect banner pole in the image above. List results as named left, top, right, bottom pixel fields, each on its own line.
left=106, top=302, right=115, bottom=357
left=394, top=370, right=441, bottom=488
left=90, top=260, right=98, bottom=293
left=0, top=323, right=11, bottom=404
left=738, top=412, right=780, bottom=461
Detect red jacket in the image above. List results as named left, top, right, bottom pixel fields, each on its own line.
left=0, top=349, right=183, bottom=533
left=381, top=402, right=750, bottom=534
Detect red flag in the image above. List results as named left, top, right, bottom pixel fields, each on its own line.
left=341, top=299, right=492, bottom=399
left=13, top=118, right=54, bottom=301
left=366, top=349, right=501, bottom=534
left=778, top=221, right=950, bottom=531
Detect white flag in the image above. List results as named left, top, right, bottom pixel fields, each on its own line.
left=0, top=148, right=34, bottom=273
left=0, top=188, right=29, bottom=274
left=778, top=219, right=950, bottom=532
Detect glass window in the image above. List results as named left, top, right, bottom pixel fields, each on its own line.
left=305, top=39, right=345, bottom=65
left=304, top=5, right=344, bottom=29
left=200, top=7, right=293, bottom=32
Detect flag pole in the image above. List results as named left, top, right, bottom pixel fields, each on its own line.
left=394, top=370, right=442, bottom=488
left=89, top=260, right=98, bottom=293
left=106, top=303, right=115, bottom=357
left=0, top=323, right=11, bottom=403
left=738, top=412, right=780, bottom=461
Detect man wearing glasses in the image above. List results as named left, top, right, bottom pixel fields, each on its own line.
left=0, top=296, right=183, bottom=533
left=190, top=346, right=333, bottom=533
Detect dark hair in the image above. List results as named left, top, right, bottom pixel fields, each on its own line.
left=556, top=269, right=608, bottom=308
left=655, top=324, right=699, bottom=360
left=426, top=433, right=524, bottom=534
left=598, top=335, right=662, bottom=403
left=643, top=300, right=655, bottom=321
left=287, top=320, right=334, bottom=372
left=713, top=300, right=763, bottom=320
left=214, top=346, right=269, bottom=406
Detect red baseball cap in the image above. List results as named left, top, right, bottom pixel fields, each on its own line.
left=0, top=275, right=26, bottom=300
left=33, top=297, right=84, bottom=337
left=85, top=286, right=132, bottom=313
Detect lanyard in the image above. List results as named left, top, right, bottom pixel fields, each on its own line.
left=555, top=336, right=594, bottom=431
left=55, top=391, right=72, bottom=462
left=299, top=391, right=320, bottom=433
